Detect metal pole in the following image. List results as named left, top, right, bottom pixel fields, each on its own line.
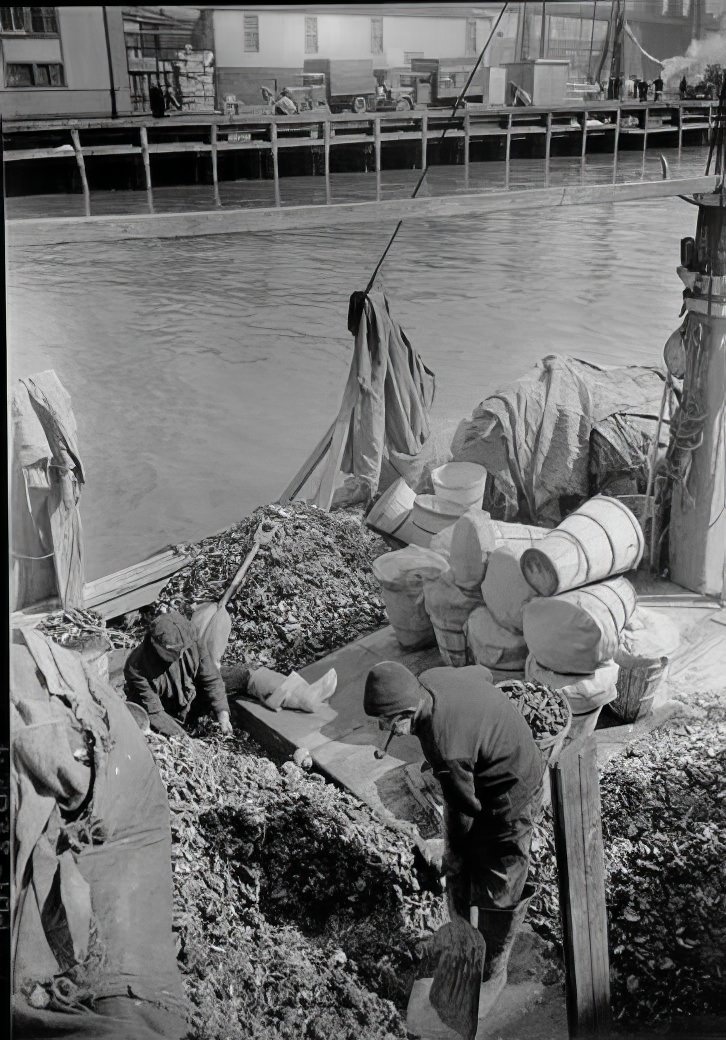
left=101, top=7, right=118, bottom=118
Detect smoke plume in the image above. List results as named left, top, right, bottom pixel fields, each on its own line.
left=661, top=33, right=726, bottom=85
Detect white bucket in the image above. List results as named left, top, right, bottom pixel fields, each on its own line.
left=431, top=462, right=487, bottom=510
left=365, top=478, right=416, bottom=540
left=411, top=494, right=467, bottom=540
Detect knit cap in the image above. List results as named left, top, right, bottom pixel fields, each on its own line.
left=149, top=611, right=194, bottom=662
left=364, top=661, right=422, bottom=718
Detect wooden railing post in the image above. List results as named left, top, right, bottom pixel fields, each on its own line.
left=550, top=737, right=611, bottom=1038
left=505, top=112, right=513, bottom=189
left=270, top=119, right=280, bottom=206
left=421, top=113, right=428, bottom=170
left=210, top=123, right=220, bottom=207
left=612, top=107, right=621, bottom=184
left=139, top=126, right=154, bottom=213
left=70, top=129, right=91, bottom=217
left=580, top=110, right=588, bottom=182
left=464, top=111, right=470, bottom=169
left=544, top=110, right=553, bottom=186
left=678, top=102, right=683, bottom=155
left=374, top=115, right=381, bottom=173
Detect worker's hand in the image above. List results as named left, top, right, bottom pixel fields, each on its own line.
left=149, top=711, right=187, bottom=739
left=217, top=711, right=234, bottom=737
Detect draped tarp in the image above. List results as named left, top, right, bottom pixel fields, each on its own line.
left=11, top=629, right=187, bottom=1039
left=451, top=355, right=669, bottom=526
left=11, top=371, right=85, bottom=611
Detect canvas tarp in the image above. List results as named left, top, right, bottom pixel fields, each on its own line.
left=451, top=355, right=669, bottom=525
left=11, top=629, right=187, bottom=1039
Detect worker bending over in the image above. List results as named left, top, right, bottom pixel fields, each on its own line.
left=364, top=661, right=544, bottom=1017
left=124, top=610, right=336, bottom=738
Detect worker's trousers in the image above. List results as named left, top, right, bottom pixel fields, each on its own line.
left=446, top=784, right=543, bottom=916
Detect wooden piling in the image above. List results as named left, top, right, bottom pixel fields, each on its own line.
left=270, top=119, right=280, bottom=206
left=551, top=737, right=612, bottom=1037
left=612, top=107, right=621, bottom=183
left=69, top=129, right=91, bottom=217
left=323, top=118, right=331, bottom=178
left=643, top=106, right=649, bottom=159
left=210, top=123, right=221, bottom=206
left=545, top=111, right=553, bottom=187
left=464, top=111, right=470, bottom=169
left=420, top=113, right=428, bottom=171
left=139, top=126, right=154, bottom=213
left=678, top=103, right=683, bottom=155
left=580, top=110, right=588, bottom=181
left=505, top=113, right=513, bottom=189
left=374, top=116, right=381, bottom=173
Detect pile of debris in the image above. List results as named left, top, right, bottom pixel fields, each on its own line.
left=37, top=607, right=137, bottom=649
left=157, top=504, right=387, bottom=672
left=529, top=695, right=726, bottom=1024
left=149, top=721, right=446, bottom=1040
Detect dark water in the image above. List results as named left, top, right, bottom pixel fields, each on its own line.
left=7, top=148, right=704, bottom=579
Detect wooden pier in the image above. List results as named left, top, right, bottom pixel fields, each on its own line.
left=3, top=99, right=717, bottom=216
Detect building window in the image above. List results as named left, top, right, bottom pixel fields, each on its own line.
left=305, top=15, right=317, bottom=54
left=0, top=7, right=58, bottom=33
left=243, top=13, right=258, bottom=52
left=404, top=51, right=424, bottom=66
left=465, top=19, right=476, bottom=57
left=5, top=61, right=64, bottom=85
left=371, top=15, right=383, bottom=55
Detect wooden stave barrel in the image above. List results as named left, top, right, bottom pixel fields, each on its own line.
left=520, top=496, right=644, bottom=597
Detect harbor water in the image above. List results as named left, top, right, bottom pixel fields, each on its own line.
left=7, top=147, right=705, bottom=580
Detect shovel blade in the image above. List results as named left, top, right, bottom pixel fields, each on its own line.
left=191, top=603, right=232, bottom=668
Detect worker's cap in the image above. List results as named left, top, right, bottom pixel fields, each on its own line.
left=281, top=87, right=291, bottom=95
left=149, top=610, right=193, bottom=663
left=364, top=661, right=422, bottom=719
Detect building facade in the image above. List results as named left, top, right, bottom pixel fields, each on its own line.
left=0, top=6, right=131, bottom=120
left=207, top=5, right=520, bottom=107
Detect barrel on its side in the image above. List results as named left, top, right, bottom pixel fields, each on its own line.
left=449, top=511, right=545, bottom=589
left=365, top=478, right=416, bottom=541
left=521, top=496, right=644, bottom=597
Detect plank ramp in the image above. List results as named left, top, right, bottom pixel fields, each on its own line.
left=83, top=548, right=191, bottom=619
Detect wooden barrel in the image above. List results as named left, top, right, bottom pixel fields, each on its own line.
left=425, top=569, right=482, bottom=667
left=611, top=654, right=668, bottom=723
left=522, top=576, right=637, bottom=675
left=411, top=494, right=467, bottom=540
left=365, top=478, right=416, bottom=540
left=432, top=625, right=469, bottom=668
left=372, top=547, right=449, bottom=651
left=449, top=512, right=545, bottom=589
left=521, top=496, right=644, bottom=597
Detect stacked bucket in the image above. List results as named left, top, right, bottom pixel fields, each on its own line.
left=372, top=484, right=679, bottom=741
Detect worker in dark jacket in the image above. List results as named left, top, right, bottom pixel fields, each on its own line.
left=364, top=661, right=545, bottom=1017
left=125, top=610, right=337, bottom=738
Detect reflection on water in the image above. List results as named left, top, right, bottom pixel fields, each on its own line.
left=7, top=148, right=705, bottom=578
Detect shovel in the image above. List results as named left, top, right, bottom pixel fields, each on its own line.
left=191, top=521, right=278, bottom=667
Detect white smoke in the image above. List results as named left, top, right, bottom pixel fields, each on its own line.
left=661, top=32, right=726, bottom=86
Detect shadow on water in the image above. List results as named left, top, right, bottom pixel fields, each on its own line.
left=6, top=147, right=708, bottom=579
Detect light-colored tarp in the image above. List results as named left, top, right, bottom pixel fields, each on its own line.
left=451, top=355, right=669, bottom=525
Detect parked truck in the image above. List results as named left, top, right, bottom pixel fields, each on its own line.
left=302, top=58, right=415, bottom=113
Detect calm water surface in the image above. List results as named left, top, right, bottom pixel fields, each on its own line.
left=7, top=149, right=704, bottom=578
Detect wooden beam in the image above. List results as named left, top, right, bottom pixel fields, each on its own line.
left=139, top=126, right=154, bottom=214
left=544, top=111, right=553, bottom=187
left=323, top=118, right=331, bottom=179
left=69, top=129, right=91, bottom=218
left=270, top=121, right=280, bottom=207
left=505, top=113, right=513, bottom=189
left=580, top=110, right=588, bottom=180
left=210, top=123, right=221, bottom=206
left=8, top=176, right=718, bottom=248
left=678, top=103, right=683, bottom=154
left=464, top=111, right=470, bottom=169
left=551, top=738, right=611, bottom=1037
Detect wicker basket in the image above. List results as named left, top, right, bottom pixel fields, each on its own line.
left=610, top=652, right=668, bottom=723
left=497, top=682, right=572, bottom=767
left=432, top=625, right=469, bottom=668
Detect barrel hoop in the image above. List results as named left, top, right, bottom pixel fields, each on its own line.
left=552, top=528, right=594, bottom=582
left=579, top=511, right=618, bottom=574
left=577, top=586, right=622, bottom=634
left=605, top=497, right=645, bottom=553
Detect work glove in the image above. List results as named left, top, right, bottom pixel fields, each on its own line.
left=148, top=710, right=187, bottom=739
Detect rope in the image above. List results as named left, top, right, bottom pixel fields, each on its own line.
left=363, top=2, right=510, bottom=296
left=12, top=550, right=55, bottom=560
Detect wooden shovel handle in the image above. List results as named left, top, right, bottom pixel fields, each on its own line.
left=219, top=542, right=261, bottom=610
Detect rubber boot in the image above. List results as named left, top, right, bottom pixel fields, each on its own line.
left=248, top=667, right=337, bottom=712
left=475, top=884, right=535, bottom=1020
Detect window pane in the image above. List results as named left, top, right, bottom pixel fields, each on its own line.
left=243, top=13, right=258, bottom=52
left=466, top=19, right=476, bottom=56
left=48, top=62, right=63, bottom=85
left=305, top=15, right=317, bottom=54
left=6, top=63, right=33, bottom=85
left=371, top=16, right=383, bottom=56
left=34, top=63, right=50, bottom=84
left=1, top=7, right=28, bottom=30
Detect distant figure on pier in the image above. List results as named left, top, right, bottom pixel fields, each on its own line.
left=653, top=74, right=664, bottom=102
left=679, top=75, right=688, bottom=99
left=275, top=87, right=299, bottom=116
left=638, top=79, right=649, bottom=102
left=624, top=73, right=635, bottom=99
left=149, top=81, right=166, bottom=119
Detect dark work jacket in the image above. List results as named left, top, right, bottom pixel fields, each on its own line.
left=413, top=666, right=544, bottom=830
left=124, top=634, right=229, bottom=723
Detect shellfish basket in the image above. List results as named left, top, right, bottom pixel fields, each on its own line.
left=610, top=653, right=668, bottom=723
left=497, top=681, right=572, bottom=767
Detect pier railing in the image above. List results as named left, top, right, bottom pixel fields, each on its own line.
left=3, top=99, right=718, bottom=218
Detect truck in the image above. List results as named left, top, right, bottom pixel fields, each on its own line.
left=410, top=58, right=485, bottom=107
left=302, top=58, right=415, bottom=113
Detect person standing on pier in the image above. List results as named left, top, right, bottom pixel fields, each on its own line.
left=638, top=79, right=649, bottom=102
left=679, top=75, right=688, bottom=99
left=124, top=610, right=337, bottom=738
left=363, top=661, right=545, bottom=1018
left=653, top=74, right=664, bottom=102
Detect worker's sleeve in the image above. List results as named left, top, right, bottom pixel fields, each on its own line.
left=124, top=654, right=164, bottom=717
left=433, top=758, right=481, bottom=823
left=194, top=651, right=230, bottom=717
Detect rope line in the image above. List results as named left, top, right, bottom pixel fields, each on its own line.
left=363, top=1, right=510, bottom=296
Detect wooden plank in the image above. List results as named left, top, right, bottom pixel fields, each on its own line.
left=580, top=110, right=588, bottom=168
left=210, top=123, right=220, bottom=206
left=613, top=106, right=621, bottom=183
left=83, top=550, right=192, bottom=615
left=69, top=129, right=91, bottom=218
left=505, top=113, right=512, bottom=189
left=421, top=112, right=428, bottom=170
left=374, top=116, right=381, bottom=173
left=551, top=739, right=611, bottom=1037
left=8, top=176, right=718, bottom=247
left=139, top=126, right=154, bottom=214
left=314, top=360, right=361, bottom=511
